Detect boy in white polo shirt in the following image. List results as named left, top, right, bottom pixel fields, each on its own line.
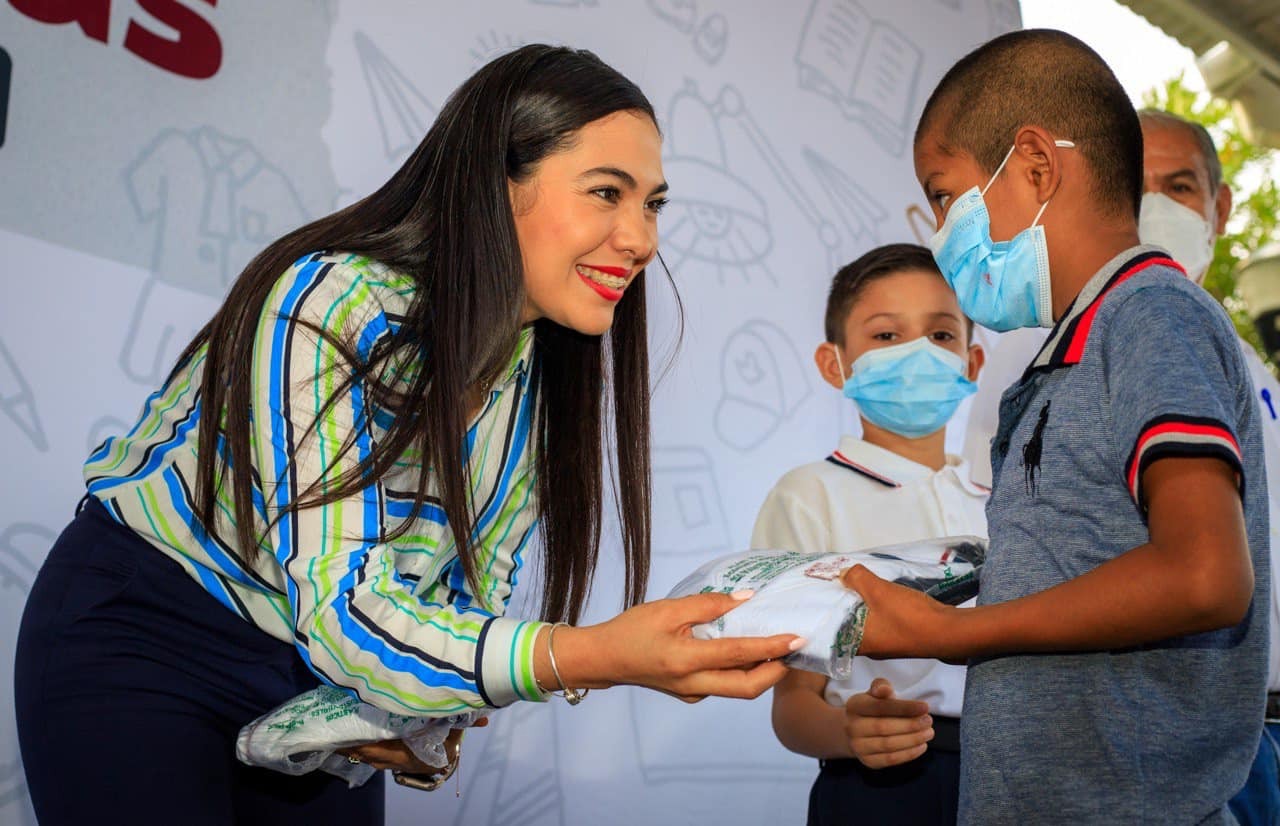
left=755, top=243, right=985, bottom=826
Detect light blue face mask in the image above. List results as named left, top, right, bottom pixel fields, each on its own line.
left=836, top=337, right=978, bottom=439
left=927, top=139, right=1074, bottom=332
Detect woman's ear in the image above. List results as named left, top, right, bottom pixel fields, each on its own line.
left=814, top=341, right=847, bottom=391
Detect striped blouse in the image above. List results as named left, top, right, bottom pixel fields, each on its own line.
left=84, top=252, right=548, bottom=715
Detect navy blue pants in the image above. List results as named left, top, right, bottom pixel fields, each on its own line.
left=809, top=746, right=960, bottom=826
left=14, top=497, right=385, bottom=825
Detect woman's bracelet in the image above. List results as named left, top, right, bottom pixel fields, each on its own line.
left=536, top=621, right=589, bottom=705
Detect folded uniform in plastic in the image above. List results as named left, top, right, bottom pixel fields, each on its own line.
left=665, top=536, right=985, bottom=679
left=236, top=686, right=479, bottom=787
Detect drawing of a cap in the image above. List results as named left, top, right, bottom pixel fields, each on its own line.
left=661, top=81, right=770, bottom=266
left=714, top=320, right=810, bottom=450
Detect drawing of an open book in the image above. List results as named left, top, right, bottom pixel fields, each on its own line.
left=795, top=0, right=922, bottom=155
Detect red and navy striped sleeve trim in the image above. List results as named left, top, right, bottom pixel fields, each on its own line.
left=1125, top=414, right=1243, bottom=506
left=825, top=452, right=900, bottom=488
left=1046, top=251, right=1184, bottom=368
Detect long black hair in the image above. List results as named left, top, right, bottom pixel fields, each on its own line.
left=176, top=45, right=660, bottom=624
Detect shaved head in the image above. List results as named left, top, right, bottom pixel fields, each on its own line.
left=916, top=29, right=1142, bottom=219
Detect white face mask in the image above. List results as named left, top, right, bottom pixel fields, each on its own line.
left=1138, top=192, right=1216, bottom=285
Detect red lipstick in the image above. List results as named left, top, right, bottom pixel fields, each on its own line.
left=576, top=264, right=629, bottom=302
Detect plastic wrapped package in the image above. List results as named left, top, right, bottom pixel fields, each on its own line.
left=665, top=536, right=985, bottom=679
left=236, top=686, right=480, bottom=787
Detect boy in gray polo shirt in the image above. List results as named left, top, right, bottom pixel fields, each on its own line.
left=843, top=29, right=1267, bottom=825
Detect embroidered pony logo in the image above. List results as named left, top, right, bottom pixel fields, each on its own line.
left=1023, top=400, right=1050, bottom=496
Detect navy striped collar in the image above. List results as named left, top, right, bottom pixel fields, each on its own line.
left=824, top=436, right=988, bottom=495
left=1029, top=245, right=1184, bottom=373
left=826, top=450, right=900, bottom=488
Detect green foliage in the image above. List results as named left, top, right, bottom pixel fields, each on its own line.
left=1142, top=73, right=1280, bottom=362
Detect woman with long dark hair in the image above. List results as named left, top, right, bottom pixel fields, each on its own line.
left=14, top=44, right=800, bottom=825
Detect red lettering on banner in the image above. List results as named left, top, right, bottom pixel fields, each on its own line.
left=124, top=0, right=220, bottom=79
left=9, top=0, right=221, bottom=79
left=9, top=0, right=111, bottom=43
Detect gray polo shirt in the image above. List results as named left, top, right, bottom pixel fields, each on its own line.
left=959, top=246, right=1269, bottom=825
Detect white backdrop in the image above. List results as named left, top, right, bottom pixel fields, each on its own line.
left=0, top=2, right=1018, bottom=823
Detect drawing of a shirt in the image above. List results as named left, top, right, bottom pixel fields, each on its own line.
left=125, top=126, right=310, bottom=296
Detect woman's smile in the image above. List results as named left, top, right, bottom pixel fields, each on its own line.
left=576, top=263, right=631, bottom=301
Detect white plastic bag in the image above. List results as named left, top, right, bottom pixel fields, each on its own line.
left=666, top=536, right=985, bottom=678
left=236, top=686, right=480, bottom=787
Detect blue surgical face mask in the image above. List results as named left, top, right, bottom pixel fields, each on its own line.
left=835, top=337, right=978, bottom=439
left=927, top=139, right=1074, bottom=332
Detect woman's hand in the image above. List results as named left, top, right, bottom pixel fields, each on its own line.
left=336, top=718, right=484, bottom=773
left=841, top=565, right=958, bottom=661
left=553, top=591, right=805, bottom=703
left=843, top=678, right=934, bottom=768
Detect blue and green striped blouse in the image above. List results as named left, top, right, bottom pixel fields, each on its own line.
left=85, top=252, right=548, bottom=715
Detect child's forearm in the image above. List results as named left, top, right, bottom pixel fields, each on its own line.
left=854, top=458, right=1253, bottom=661
left=958, top=537, right=1251, bottom=657
left=770, top=672, right=852, bottom=760
left=961, top=457, right=1252, bottom=657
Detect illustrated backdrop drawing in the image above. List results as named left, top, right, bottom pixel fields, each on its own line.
left=0, top=2, right=1017, bottom=823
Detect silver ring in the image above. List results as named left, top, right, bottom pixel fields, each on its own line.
left=347, top=754, right=362, bottom=765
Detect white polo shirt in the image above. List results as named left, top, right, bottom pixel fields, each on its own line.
left=750, top=435, right=988, bottom=718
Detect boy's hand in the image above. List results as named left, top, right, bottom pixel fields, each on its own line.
left=844, top=678, right=934, bottom=768
left=841, top=565, right=958, bottom=660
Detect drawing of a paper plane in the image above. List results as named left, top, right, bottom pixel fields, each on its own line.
left=0, top=339, right=48, bottom=452
left=354, top=32, right=437, bottom=163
